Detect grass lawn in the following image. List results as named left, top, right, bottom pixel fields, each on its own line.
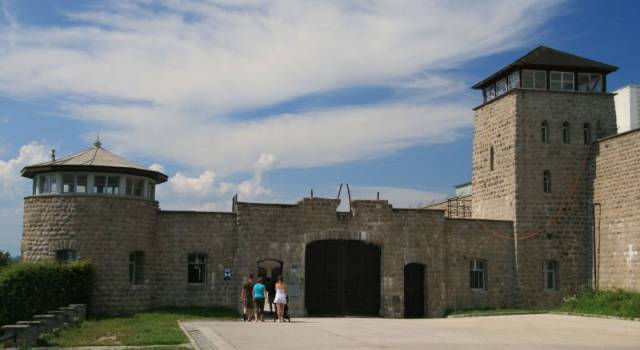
left=39, top=306, right=238, bottom=347
left=557, top=289, right=640, bottom=319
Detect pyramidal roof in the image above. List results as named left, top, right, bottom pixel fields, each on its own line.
left=21, top=141, right=168, bottom=183
left=472, top=46, right=618, bottom=89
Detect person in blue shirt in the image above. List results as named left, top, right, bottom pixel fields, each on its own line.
left=252, top=277, right=269, bottom=322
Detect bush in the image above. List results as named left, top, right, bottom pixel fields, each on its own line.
left=559, top=289, right=640, bottom=319
left=0, top=260, right=94, bottom=326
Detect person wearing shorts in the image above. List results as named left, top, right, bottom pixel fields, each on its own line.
left=273, top=275, right=288, bottom=322
left=252, top=277, right=268, bottom=322
left=241, top=274, right=255, bottom=321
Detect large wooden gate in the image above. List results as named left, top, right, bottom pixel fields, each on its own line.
left=305, top=240, right=381, bottom=316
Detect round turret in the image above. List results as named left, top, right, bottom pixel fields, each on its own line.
left=20, top=142, right=168, bottom=313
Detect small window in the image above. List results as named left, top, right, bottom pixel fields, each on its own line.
left=583, top=123, right=592, bottom=144
left=188, top=253, right=207, bottom=284
left=37, top=174, right=57, bottom=194
left=77, top=175, right=88, bottom=193
left=508, top=71, right=520, bottom=90
left=543, top=170, right=552, bottom=193
left=129, top=251, right=145, bottom=285
left=577, top=73, right=603, bottom=92
left=56, top=249, right=77, bottom=262
left=94, top=175, right=106, bottom=194
left=469, top=259, right=486, bottom=290
left=562, top=122, right=570, bottom=144
left=147, top=183, right=156, bottom=200
left=485, top=85, right=496, bottom=102
left=496, top=79, right=507, bottom=96
left=544, top=260, right=559, bottom=290
left=550, top=71, right=575, bottom=91
left=489, top=146, right=495, bottom=171
left=522, top=70, right=546, bottom=90
left=126, top=178, right=145, bottom=197
left=63, top=174, right=75, bottom=193
left=105, top=176, right=120, bottom=195
left=541, top=121, right=549, bottom=143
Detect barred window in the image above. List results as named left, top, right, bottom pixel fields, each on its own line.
left=129, top=251, right=145, bottom=285
left=469, top=259, right=486, bottom=290
left=56, top=249, right=77, bottom=262
left=562, top=122, right=570, bottom=144
left=188, top=253, right=207, bottom=284
left=541, top=121, right=550, bottom=143
left=583, top=123, right=592, bottom=144
left=543, top=170, right=552, bottom=193
left=544, top=260, right=559, bottom=290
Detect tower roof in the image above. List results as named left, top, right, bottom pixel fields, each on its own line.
left=472, top=46, right=618, bottom=89
left=21, top=143, right=168, bottom=183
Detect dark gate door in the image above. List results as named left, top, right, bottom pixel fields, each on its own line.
left=404, top=263, right=425, bottom=318
left=305, top=240, right=381, bottom=316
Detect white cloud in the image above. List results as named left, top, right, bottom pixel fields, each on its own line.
left=0, top=142, right=49, bottom=255
left=0, top=0, right=562, bottom=175
left=148, top=163, right=165, bottom=173
left=0, top=142, right=49, bottom=195
left=0, top=117, right=8, bottom=123
left=158, top=153, right=276, bottom=210
left=168, top=170, right=216, bottom=195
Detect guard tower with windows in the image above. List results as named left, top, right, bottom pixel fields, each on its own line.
left=20, top=140, right=168, bottom=313
left=470, top=46, right=618, bottom=306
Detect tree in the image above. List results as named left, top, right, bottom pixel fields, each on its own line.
left=0, top=250, right=11, bottom=268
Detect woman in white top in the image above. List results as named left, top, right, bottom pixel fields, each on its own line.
left=274, top=275, right=288, bottom=322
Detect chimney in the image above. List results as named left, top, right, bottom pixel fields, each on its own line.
left=51, top=149, right=56, bottom=162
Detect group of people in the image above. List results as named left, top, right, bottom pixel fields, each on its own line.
left=241, top=274, right=288, bottom=322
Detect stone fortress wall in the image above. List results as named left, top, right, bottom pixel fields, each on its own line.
left=22, top=195, right=514, bottom=317
left=593, top=129, right=640, bottom=291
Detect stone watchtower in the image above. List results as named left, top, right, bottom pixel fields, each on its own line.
left=20, top=140, right=168, bottom=313
left=470, top=46, right=618, bottom=306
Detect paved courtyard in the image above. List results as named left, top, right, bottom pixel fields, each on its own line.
left=181, top=314, right=640, bottom=350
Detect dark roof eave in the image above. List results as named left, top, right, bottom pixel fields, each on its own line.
left=20, top=164, right=168, bottom=184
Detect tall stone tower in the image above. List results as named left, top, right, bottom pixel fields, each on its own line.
left=471, top=46, right=618, bottom=306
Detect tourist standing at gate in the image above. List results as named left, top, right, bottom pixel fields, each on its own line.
left=252, top=277, right=269, bottom=322
left=274, top=275, right=288, bottom=322
left=241, top=274, right=255, bottom=322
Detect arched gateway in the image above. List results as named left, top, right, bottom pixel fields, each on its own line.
left=305, top=240, right=381, bottom=316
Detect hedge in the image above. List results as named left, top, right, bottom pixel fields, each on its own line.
left=0, top=260, right=94, bottom=326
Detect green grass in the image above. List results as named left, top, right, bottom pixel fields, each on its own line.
left=446, top=307, right=546, bottom=317
left=39, top=306, right=238, bottom=347
left=557, top=289, right=640, bottom=319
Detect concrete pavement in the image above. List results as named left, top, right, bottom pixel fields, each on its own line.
left=180, top=314, right=640, bottom=350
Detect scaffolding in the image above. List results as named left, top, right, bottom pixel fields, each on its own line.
left=446, top=196, right=472, bottom=218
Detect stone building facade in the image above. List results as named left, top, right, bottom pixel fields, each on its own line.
left=19, top=46, right=640, bottom=317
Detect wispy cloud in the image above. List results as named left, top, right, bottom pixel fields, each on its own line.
left=0, top=0, right=562, bottom=176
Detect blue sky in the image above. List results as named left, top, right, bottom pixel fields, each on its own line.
left=1, top=0, right=639, bottom=255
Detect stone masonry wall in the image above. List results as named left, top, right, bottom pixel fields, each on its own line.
left=472, top=92, right=518, bottom=221
left=513, top=90, right=616, bottom=307
left=593, top=129, right=640, bottom=291
left=473, top=89, right=617, bottom=307
left=444, top=218, right=515, bottom=312
left=22, top=196, right=159, bottom=314
left=154, top=211, right=238, bottom=308
left=232, top=197, right=513, bottom=318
